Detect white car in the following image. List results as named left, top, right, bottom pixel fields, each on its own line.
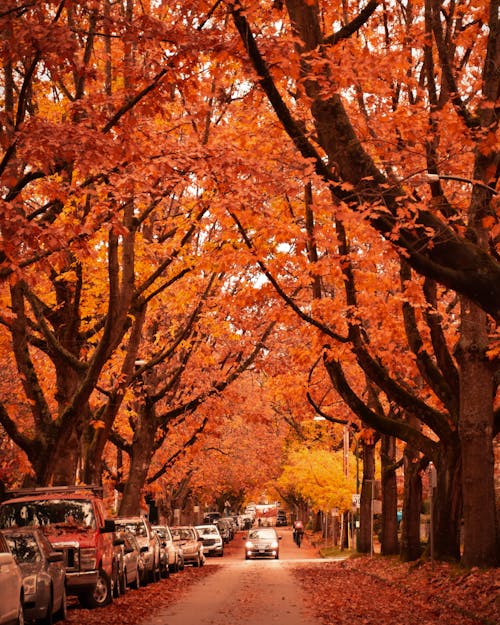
left=195, top=524, right=224, bottom=557
left=0, top=532, right=23, bottom=625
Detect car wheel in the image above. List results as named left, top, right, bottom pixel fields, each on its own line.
left=119, top=566, right=127, bottom=595
left=37, top=593, right=53, bottom=625
left=80, top=568, right=112, bottom=608
left=162, top=561, right=170, bottom=578
left=150, top=561, right=160, bottom=583
left=130, top=567, right=140, bottom=590
left=112, top=563, right=120, bottom=598
left=53, top=586, right=67, bottom=623
left=16, top=598, right=24, bottom=625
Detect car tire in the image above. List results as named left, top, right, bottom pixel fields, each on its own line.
left=16, top=598, right=24, bottom=625
left=112, top=563, right=120, bottom=598
left=79, top=568, right=112, bottom=608
left=150, top=560, right=161, bottom=583
left=130, top=568, right=140, bottom=590
left=53, top=586, right=67, bottom=623
left=119, top=566, right=127, bottom=595
left=36, top=592, right=53, bottom=625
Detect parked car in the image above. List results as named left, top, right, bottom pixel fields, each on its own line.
left=0, top=485, right=117, bottom=609
left=195, top=524, right=224, bottom=557
left=215, top=518, right=233, bottom=543
left=276, top=510, right=288, bottom=526
left=152, top=525, right=184, bottom=573
left=202, top=511, right=220, bottom=524
left=113, top=516, right=161, bottom=584
left=0, top=531, right=23, bottom=625
left=170, top=526, right=204, bottom=567
left=113, top=531, right=143, bottom=591
left=2, top=527, right=67, bottom=624
left=243, top=527, right=281, bottom=560
left=221, top=516, right=237, bottom=538
left=150, top=527, right=169, bottom=578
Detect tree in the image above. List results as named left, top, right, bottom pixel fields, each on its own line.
left=227, top=0, right=499, bottom=566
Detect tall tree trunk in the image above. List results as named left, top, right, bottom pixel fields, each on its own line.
left=381, top=434, right=399, bottom=555
left=433, top=440, right=462, bottom=560
left=401, top=441, right=423, bottom=561
left=118, top=400, right=156, bottom=516
left=456, top=297, right=498, bottom=566
left=358, top=437, right=376, bottom=553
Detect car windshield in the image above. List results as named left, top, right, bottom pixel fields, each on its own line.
left=248, top=529, right=276, bottom=540
left=198, top=526, right=218, bottom=535
left=115, top=521, right=147, bottom=537
left=0, top=499, right=95, bottom=529
left=154, top=527, right=171, bottom=540
left=172, top=527, right=195, bottom=541
left=4, top=534, right=41, bottom=563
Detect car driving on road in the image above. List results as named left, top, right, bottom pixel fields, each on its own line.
left=244, top=527, right=281, bottom=560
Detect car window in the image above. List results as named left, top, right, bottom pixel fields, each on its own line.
left=172, top=527, right=194, bottom=540
left=116, top=521, right=147, bottom=537
left=0, top=499, right=95, bottom=529
left=4, top=534, right=41, bottom=563
left=249, top=529, right=276, bottom=539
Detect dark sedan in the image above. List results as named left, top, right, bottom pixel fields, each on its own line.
left=2, top=526, right=67, bottom=624
left=244, top=527, right=281, bottom=560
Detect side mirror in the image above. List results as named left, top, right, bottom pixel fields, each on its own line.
left=103, top=519, right=116, bottom=533
left=48, top=552, right=64, bottom=562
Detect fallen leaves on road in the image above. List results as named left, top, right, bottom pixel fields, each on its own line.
left=65, top=566, right=220, bottom=625
left=292, top=556, right=499, bottom=625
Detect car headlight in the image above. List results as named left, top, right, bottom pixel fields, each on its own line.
left=245, top=541, right=254, bottom=549
left=271, top=541, right=279, bottom=549
left=80, top=547, right=97, bottom=571
left=23, top=574, right=37, bottom=596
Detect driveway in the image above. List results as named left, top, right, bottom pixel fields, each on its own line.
left=142, top=527, right=325, bottom=625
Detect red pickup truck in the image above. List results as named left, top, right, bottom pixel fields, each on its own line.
left=0, top=485, right=117, bottom=608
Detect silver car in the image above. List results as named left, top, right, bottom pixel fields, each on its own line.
left=0, top=532, right=23, bottom=625
left=114, top=516, right=161, bottom=584
left=244, top=527, right=281, bottom=560
left=153, top=525, right=184, bottom=573
left=2, top=527, right=67, bottom=624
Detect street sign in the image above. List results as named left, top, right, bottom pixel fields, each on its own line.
left=352, top=494, right=360, bottom=507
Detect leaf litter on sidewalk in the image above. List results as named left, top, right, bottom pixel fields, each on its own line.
left=292, top=556, right=499, bottom=625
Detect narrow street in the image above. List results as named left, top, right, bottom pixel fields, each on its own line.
left=141, top=527, right=324, bottom=625
left=63, top=527, right=498, bottom=625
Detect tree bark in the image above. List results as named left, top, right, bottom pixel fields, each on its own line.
left=401, top=442, right=423, bottom=561
left=118, top=399, right=157, bottom=516
left=358, top=437, right=376, bottom=553
left=456, top=297, right=498, bottom=567
left=433, top=440, right=462, bottom=560
left=381, top=434, right=399, bottom=555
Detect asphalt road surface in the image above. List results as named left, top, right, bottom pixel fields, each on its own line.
left=142, top=527, right=326, bottom=625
